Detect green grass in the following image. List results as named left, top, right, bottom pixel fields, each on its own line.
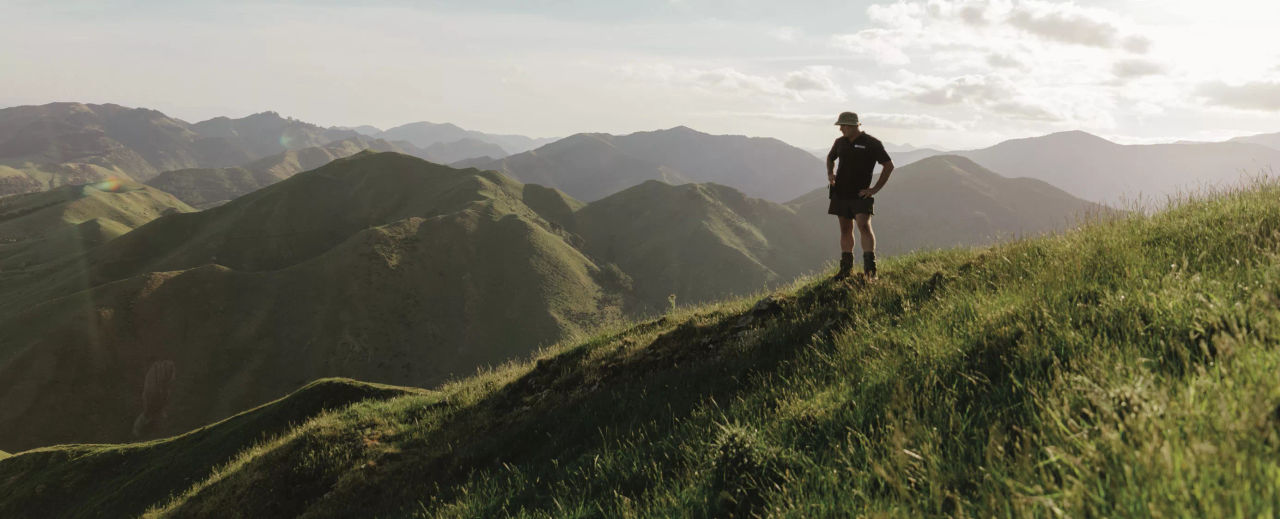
left=4, top=180, right=1280, bottom=518
left=0, top=379, right=424, bottom=519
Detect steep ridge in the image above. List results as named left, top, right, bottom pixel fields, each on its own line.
left=575, top=180, right=825, bottom=310
left=145, top=136, right=410, bottom=208
left=0, top=152, right=622, bottom=450
left=0, top=378, right=422, bottom=519
left=3, top=179, right=1277, bottom=517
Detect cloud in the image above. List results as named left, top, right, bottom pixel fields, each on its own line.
left=1006, top=4, right=1120, bottom=49
left=1198, top=81, right=1280, bottom=111
left=986, top=53, right=1025, bottom=69
left=860, top=112, right=965, bottom=130
left=990, top=101, right=1061, bottom=121
left=700, top=111, right=963, bottom=131
left=1112, top=59, right=1166, bottom=79
left=863, top=72, right=1063, bottom=122
left=1122, top=35, right=1152, bottom=54
left=829, top=29, right=911, bottom=66
left=619, top=64, right=845, bottom=103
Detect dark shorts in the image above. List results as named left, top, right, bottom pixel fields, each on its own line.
left=827, top=196, right=874, bottom=218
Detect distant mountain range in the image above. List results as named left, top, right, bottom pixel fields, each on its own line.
left=0, top=103, right=358, bottom=196
left=145, top=136, right=411, bottom=208
left=882, top=131, right=1280, bottom=206
left=464, top=126, right=825, bottom=202
left=1229, top=132, right=1280, bottom=151
left=787, top=155, right=1109, bottom=255
left=368, top=121, right=556, bottom=155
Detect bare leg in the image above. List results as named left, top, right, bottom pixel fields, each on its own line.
left=838, top=217, right=855, bottom=253
left=855, top=213, right=875, bottom=253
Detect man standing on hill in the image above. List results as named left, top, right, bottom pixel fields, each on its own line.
left=827, top=112, right=894, bottom=279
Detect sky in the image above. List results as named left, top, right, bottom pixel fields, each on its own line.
left=2, top=0, right=1278, bottom=150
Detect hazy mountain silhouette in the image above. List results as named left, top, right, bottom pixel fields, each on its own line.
left=188, top=111, right=355, bottom=164
left=787, top=155, right=1105, bottom=255
left=458, top=133, right=693, bottom=202
left=332, top=125, right=383, bottom=136
left=421, top=137, right=509, bottom=164
left=0, top=103, right=357, bottom=197
left=1230, top=132, right=1280, bottom=151
left=466, top=126, right=825, bottom=202
left=376, top=121, right=555, bottom=154
left=904, top=131, right=1280, bottom=206
left=146, top=136, right=410, bottom=208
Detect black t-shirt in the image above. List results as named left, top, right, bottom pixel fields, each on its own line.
left=827, top=133, right=891, bottom=199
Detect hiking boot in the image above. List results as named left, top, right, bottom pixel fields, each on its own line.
left=835, top=252, right=854, bottom=280
left=863, top=252, right=877, bottom=279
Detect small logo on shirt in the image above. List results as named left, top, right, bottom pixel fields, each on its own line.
left=854, top=144, right=866, bottom=149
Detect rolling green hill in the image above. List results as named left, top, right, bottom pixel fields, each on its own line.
left=0, top=179, right=194, bottom=271
left=2, top=176, right=1276, bottom=518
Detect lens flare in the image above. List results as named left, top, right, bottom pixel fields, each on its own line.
left=279, top=133, right=296, bottom=149
left=82, top=177, right=141, bottom=195
left=84, top=177, right=122, bottom=193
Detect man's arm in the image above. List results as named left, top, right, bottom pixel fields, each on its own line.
left=859, top=160, right=894, bottom=197
left=826, top=158, right=836, bottom=186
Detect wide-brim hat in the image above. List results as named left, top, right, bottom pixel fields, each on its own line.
left=834, top=112, right=860, bottom=126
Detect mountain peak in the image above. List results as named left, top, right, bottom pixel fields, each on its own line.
left=1040, top=130, right=1116, bottom=145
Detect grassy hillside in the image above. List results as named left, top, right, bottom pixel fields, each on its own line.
left=0, top=152, right=626, bottom=451
left=3, top=178, right=1276, bottom=517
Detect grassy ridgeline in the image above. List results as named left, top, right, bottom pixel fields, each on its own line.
left=4, top=181, right=1280, bottom=517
